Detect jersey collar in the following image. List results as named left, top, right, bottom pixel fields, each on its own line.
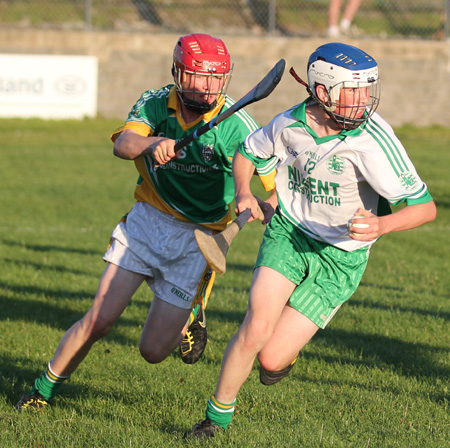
left=291, top=97, right=365, bottom=139
left=168, top=86, right=226, bottom=130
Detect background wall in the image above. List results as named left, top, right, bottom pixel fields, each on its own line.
left=1, top=29, right=449, bottom=127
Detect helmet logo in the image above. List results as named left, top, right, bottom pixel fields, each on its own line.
left=202, top=144, right=215, bottom=162
left=203, top=61, right=224, bottom=66
left=310, top=67, right=335, bottom=80
left=201, top=60, right=225, bottom=72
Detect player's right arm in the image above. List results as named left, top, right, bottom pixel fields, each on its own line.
left=113, top=128, right=176, bottom=164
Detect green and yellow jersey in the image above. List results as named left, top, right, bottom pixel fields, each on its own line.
left=112, top=85, right=265, bottom=230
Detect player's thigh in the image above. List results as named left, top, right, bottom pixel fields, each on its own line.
left=139, top=296, right=191, bottom=351
left=88, top=263, right=146, bottom=326
left=258, top=306, right=319, bottom=370
left=242, top=266, right=297, bottom=340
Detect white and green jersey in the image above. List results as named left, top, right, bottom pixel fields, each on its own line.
left=111, top=85, right=261, bottom=230
left=239, top=98, right=433, bottom=251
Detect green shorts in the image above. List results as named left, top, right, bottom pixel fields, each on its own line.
left=255, top=212, right=370, bottom=328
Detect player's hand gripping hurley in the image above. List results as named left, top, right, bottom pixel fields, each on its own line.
left=151, top=58, right=286, bottom=170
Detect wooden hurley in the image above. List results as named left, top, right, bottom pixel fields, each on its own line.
left=195, top=208, right=262, bottom=274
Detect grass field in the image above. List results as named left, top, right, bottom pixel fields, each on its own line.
left=0, top=118, right=449, bottom=447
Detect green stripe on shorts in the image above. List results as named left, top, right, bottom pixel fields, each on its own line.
left=255, top=212, right=369, bottom=328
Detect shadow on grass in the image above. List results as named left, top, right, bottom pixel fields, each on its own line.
left=224, top=261, right=254, bottom=273
left=0, top=288, right=149, bottom=348
left=2, top=352, right=188, bottom=418
left=2, top=258, right=98, bottom=277
left=349, top=296, right=450, bottom=320
left=0, top=239, right=103, bottom=256
left=311, top=327, right=449, bottom=381
left=3, top=355, right=113, bottom=411
left=199, top=309, right=449, bottom=391
left=291, top=369, right=449, bottom=406
left=0, top=281, right=93, bottom=304
left=433, top=197, right=450, bottom=209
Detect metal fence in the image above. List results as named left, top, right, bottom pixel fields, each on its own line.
left=2, top=0, right=449, bottom=40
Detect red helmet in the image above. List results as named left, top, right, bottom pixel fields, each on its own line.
left=173, top=33, right=233, bottom=113
left=173, top=33, right=231, bottom=77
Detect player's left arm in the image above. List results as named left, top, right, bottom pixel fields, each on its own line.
left=349, top=200, right=437, bottom=241
left=352, top=119, right=437, bottom=241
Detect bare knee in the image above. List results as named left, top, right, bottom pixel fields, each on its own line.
left=258, top=349, right=300, bottom=372
left=139, top=341, right=170, bottom=364
left=81, top=312, right=114, bottom=342
left=239, top=318, right=272, bottom=354
left=258, top=352, right=286, bottom=372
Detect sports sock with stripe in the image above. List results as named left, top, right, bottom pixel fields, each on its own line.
left=188, top=303, right=201, bottom=326
left=205, top=395, right=236, bottom=429
left=31, top=362, right=70, bottom=401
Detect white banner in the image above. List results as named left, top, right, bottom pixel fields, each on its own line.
left=0, top=54, right=98, bottom=119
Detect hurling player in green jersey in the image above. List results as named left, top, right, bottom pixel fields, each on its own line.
left=190, top=42, right=436, bottom=438
left=15, top=33, right=273, bottom=412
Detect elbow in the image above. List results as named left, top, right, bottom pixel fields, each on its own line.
left=112, top=145, right=121, bottom=158
left=113, top=142, right=132, bottom=160
left=428, top=201, right=437, bottom=223
left=420, top=200, right=437, bottom=225
left=113, top=140, right=124, bottom=158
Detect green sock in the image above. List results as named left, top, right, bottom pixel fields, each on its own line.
left=188, top=303, right=201, bottom=326
left=31, top=362, right=70, bottom=401
left=205, top=395, right=236, bottom=429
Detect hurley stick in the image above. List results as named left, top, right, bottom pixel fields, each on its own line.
left=151, top=59, right=286, bottom=171
left=195, top=207, right=263, bottom=274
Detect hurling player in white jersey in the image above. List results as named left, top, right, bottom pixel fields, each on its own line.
left=190, top=42, right=436, bottom=438
left=15, top=34, right=268, bottom=412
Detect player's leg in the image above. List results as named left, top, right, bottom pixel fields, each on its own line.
left=179, top=304, right=207, bottom=364
left=190, top=266, right=296, bottom=437
left=341, top=0, right=362, bottom=31
left=113, top=202, right=214, bottom=365
left=258, top=306, right=319, bottom=385
left=15, top=263, right=146, bottom=411
left=179, top=268, right=215, bottom=364
left=51, top=263, right=146, bottom=374
left=141, top=264, right=215, bottom=363
left=328, top=0, right=342, bottom=37
left=139, top=296, right=192, bottom=363
left=257, top=224, right=370, bottom=387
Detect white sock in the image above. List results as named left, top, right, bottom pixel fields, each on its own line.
left=340, top=18, right=351, bottom=31
left=327, top=25, right=340, bottom=37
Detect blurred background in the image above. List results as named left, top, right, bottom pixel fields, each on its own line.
left=2, top=0, right=449, bottom=40
left=2, top=1, right=450, bottom=127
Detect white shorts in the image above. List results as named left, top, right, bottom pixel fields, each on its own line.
left=103, top=202, right=215, bottom=309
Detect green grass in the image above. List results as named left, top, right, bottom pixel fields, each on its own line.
left=0, top=118, right=449, bottom=447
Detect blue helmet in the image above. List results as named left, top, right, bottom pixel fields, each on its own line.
left=307, top=42, right=380, bottom=129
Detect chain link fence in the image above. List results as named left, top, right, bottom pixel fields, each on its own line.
left=1, top=0, right=449, bottom=40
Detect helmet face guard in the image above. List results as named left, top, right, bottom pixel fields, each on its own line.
left=173, top=33, right=233, bottom=114
left=306, top=43, right=380, bottom=129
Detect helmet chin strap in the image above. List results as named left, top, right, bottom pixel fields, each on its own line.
left=326, top=109, right=366, bottom=130
left=180, top=93, right=217, bottom=115
left=289, top=67, right=312, bottom=95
